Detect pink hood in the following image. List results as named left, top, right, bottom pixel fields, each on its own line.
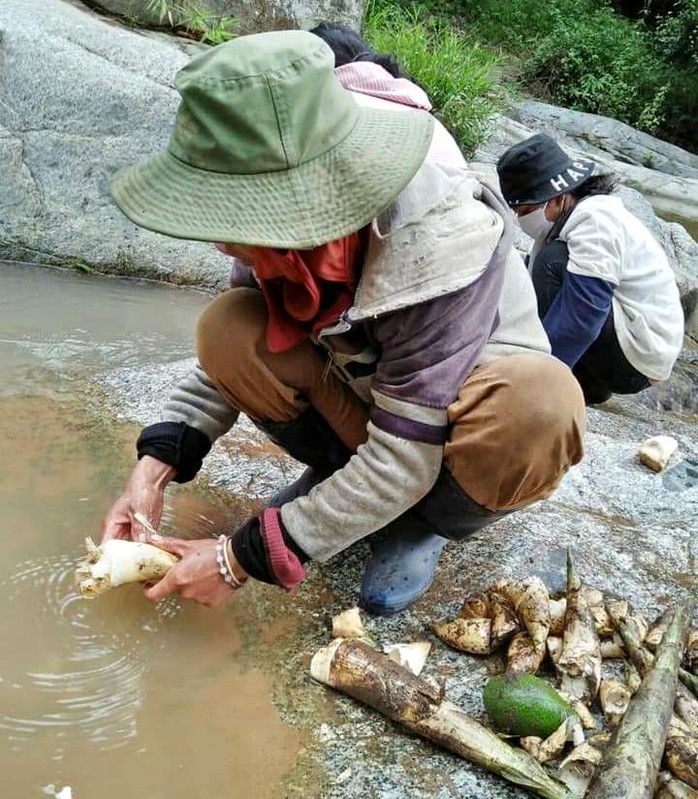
left=335, top=62, right=433, bottom=111
left=335, top=62, right=466, bottom=168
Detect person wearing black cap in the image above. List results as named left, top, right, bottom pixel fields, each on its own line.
left=497, top=133, right=683, bottom=404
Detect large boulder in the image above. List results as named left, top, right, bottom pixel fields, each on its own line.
left=511, top=100, right=698, bottom=180
left=0, top=0, right=231, bottom=287
left=476, top=110, right=698, bottom=225
left=1, top=0, right=696, bottom=333
left=88, top=0, right=365, bottom=34
left=0, top=0, right=364, bottom=287
left=98, top=347, right=698, bottom=799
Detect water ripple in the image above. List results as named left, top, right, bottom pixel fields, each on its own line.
left=0, top=552, right=174, bottom=755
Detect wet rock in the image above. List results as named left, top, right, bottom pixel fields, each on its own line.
left=100, top=358, right=305, bottom=498
left=483, top=101, right=698, bottom=225
left=98, top=353, right=698, bottom=799
left=3, top=0, right=696, bottom=334
left=663, top=459, right=698, bottom=493
left=510, top=100, right=698, bottom=181
left=640, top=348, right=698, bottom=414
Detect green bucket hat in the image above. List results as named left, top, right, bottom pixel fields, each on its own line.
left=110, top=30, right=435, bottom=249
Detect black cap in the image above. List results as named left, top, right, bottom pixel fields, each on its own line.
left=496, top=133, right=595, bottom=207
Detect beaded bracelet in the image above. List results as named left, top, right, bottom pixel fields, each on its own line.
left=223, top=535, right=247, bottom=587
left=215, top=535, right=245, bottom=589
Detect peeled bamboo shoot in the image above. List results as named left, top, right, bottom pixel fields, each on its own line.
left=555, top=551, right=602, bottom=702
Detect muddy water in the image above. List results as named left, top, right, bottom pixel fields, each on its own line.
left=0, top=264, right=308, bottom=799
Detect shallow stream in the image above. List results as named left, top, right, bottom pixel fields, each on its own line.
left=1, top=263, right=311, bottom=799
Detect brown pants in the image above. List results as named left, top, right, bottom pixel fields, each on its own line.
left=198, top=288, right=585, bottom=517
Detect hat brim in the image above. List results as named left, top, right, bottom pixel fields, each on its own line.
left=110, top=106, right=434, bottom=249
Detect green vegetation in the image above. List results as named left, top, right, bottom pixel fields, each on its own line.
left=364, top=0, right=696, bottom=154
left=651, top=0, right=698, bottom=68
left=146, top=0, right=237, bottom=44
left=529, top=4, right=669, bottom=134
left=140, top=0, right=696, bottom=153
left=363, top=1, right=503, bottom=154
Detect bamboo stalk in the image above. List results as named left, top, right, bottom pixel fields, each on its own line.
left=310, top=638, right=577, bottom=799
left=655, top=770, right=698, bottom=798
left=665, top=722, right=698, bottom=788
left=585, top=602, right=693, bottom=799
left=608, top=602, right=663, bottom=676
left=679, top=668, right=698, bottom=699
left=612, top=603, right=698, bottom=702
left=610, top=604, right=698, bottom=732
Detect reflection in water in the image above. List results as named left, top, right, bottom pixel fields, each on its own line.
left=1, top=398, right=301, bottom=799
left=1, top=266, right=307, bottom=799
left=0, top=262, right=209, bottom=383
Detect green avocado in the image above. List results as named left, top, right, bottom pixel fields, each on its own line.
left=483, top=673, right=575, bottom=738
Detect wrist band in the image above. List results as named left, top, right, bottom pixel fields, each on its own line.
left=215, top=535, right=244, bottom=589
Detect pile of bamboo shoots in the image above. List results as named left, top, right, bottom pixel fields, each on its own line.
left=310, top=553, right=698, bottom=799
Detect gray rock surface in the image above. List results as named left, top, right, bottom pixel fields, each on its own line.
left=476, top=112, right=698, bottom=225
left=88, top=0, right=365, bottom=34
left=510, top=100, right=698, bottom=180
left=2, top=0, right=697, bottom=315
left=98, top=352, right=698, bottom=799
left=5, top=4, right=696, bottom=794
left=0, top=0, right=231, bottom=288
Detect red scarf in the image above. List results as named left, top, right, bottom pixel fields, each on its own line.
left=250, top=232, right=365, bottom=352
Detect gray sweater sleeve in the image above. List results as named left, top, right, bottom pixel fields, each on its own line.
left=280, top=257, right=505, bottom=561
left=280, top=420, right=443, bottom=561
left=161, top=363, right=239, bottom=442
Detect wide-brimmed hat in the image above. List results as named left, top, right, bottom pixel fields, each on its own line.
left=496, top=133, right=595, bottom=207
left=110, top=30, right=435, bottom=249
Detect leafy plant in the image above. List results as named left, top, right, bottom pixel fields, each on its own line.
left=526, top=6, right=669, bottom=133
left=652, top=0, right=698, bottom=66
left=448, top=0, right=696, bottom=149
left=147, top=0, right=175, bottom=25
left=145, top=0, right=237, bottom=44
left=455, top=0, right=585, bottom=51
left=364, top=0, right=503, bottom=154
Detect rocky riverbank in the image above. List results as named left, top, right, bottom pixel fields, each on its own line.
left=98, top=336, right=698, bottom=799
left=2, top=3, right=697, bottom=796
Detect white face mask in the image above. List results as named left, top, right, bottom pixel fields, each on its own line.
left=517, top=202, right=553, bottom=241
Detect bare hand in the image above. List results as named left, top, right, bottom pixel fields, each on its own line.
left=142, top=536, right=242, bottom=608
left=101, top=456, right=176, bottom=543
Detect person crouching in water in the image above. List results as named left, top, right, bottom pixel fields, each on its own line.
left=102, top=33, right=585, bottom=616
left=496, top=133, right=684, bottom=405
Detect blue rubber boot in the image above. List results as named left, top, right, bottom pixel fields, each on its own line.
left=359, top=515, right=447, bottom=616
